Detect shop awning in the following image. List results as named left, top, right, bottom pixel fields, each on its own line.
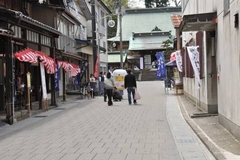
left=165, top=60, right=177, bottom=67
left=180, top=12, right=217, bottom=32
left=75, top=39, right=90, bottom=45
left=15, top=48, right=39, bottom=63
left=37, top=51, right=55, bottom=74
left=14, top=48, right=55, bottom=74
left=15, top=48, right=80, bottom=76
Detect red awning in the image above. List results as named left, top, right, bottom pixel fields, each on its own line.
left=14, top=48, right=56, bottom=74
left=59, top=61, right=69, bottom=72
left=36, top=51, right=55, bottom=74
left=15, top=48, right=81, bottom=76
left=15, top=48, right=38, bottom=63
left=69, top=63, right=80, bottom=77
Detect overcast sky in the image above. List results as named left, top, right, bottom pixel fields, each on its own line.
left=128, top=0, right=145, bottom=8
left=129, top=0, right=178, bottom=8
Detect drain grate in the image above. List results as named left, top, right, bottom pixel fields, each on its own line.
left=33, top=115, right=48, bottom=118
left=176, top=138, right=196, bottom=144
left=54, top=108, right=65, bottom=110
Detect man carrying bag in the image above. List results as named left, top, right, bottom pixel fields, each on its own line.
left=124, top=68, right=138, bottom=105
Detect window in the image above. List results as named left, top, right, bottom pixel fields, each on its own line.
left=10, top=25, right=21, bottom=38
left=224, top=0, right=230, bottom=14
left=101, top=10, right=105, bottom=27
left=27, top=30, right=39, bottom=43
left=41, top=35, right=51, bottom=46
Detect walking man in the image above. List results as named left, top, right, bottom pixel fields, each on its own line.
left=124, top=68, right=137, bottom=105
left=89, top=74, right=96, bottom=98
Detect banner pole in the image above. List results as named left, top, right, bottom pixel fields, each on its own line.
left=195, top=77, right=198, bottom=110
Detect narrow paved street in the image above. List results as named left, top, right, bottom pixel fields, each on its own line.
left=0, top=81, right=214, bottom=160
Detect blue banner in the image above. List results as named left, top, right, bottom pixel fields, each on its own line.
left=55, top=60, right=60, bottom=91
left=156, top=52, right=166, bottom=79
left=80, top=61, right=88, bottom=81
left=74, top=73, right=80, bottom=86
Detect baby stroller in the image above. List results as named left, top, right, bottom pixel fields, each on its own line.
left=113, top=87, right=123, bottom=101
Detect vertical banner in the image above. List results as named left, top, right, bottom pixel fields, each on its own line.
left=175, top=50, right=183, bottom=72
left=55, top=60, right=60, bottom=91
left=155, top=52, right=166, bottom=79
left=74, top=62, right=81, bottom=86
left=187, top=46, right=201, bottom=87
left=40, top=62, right=47, bottom=99
left=94, top=55, right=99, bottom=78
left=140, top=57, right=144, bottom=69
left=79, top=60, right=88, bottom=82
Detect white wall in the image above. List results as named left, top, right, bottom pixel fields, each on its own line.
left=182, top=0, right=240, bottom=126
left=216, top=0, right=240, bottom=125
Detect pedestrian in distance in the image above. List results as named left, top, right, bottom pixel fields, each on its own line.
left=89, top=74, right=96, bottom=98
left=99, top=71, right=105, bottom=96
left=104, top=72, right=115, bottom=106
left=103, top=72, right=108, bottom=102
left=85, top=82, right=91, bottom=99
left=124, top=68, right=137, bottom=105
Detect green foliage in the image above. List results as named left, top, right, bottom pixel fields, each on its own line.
left=162, top=39, right=174, bottom=62
left=101, top=0, right=129, bottom=39
left=101, top=0, right=129, bottom=12
left=144, top=0, right=181, bottom=8
left=145, top=0, right=170, bottom=8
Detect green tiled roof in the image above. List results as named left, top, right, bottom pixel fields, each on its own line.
left=109, top=7, right=181, bottom=42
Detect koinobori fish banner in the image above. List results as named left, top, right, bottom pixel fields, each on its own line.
left=156, top=52, right=166, bottom=79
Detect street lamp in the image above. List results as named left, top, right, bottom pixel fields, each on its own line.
left=95, top=16, right=115, bottom=76
left=119, top=0, right=123, bottom=69
left=91, top=0, right=115, bottom=76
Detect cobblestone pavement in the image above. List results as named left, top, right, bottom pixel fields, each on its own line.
left=0, top=81, right=215, bottom=160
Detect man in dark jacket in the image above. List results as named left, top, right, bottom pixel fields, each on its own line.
left=124, top=68, right=137, bottom=105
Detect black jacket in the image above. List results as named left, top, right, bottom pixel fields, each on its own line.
left=124, top=73, right=137, bottom=88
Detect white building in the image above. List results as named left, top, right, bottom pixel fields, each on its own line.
left=87, top=0, right=111, bottom=74
left=180, top=0, right=240, bottom=140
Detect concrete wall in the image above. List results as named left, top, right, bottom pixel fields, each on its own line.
left=216, top=0, right=240, bottom=129
left=182, top=0, right=240, bottom=139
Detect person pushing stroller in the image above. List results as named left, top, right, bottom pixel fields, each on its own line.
left=113, top=86, right=122, bottom=101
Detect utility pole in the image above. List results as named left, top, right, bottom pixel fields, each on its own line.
left=91, top=0, right=97, bottom=74
left=119, top=0, right=123, bottom=69
left=6, top=37, right=14, bottom=124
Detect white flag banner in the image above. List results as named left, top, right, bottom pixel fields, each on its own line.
left=187, top=46, right=201, bottom=87
left=40, top=62, right=48, bottom=99
left=175, top=50, right=183, bottom=72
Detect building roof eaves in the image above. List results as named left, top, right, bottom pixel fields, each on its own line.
left=170, top=14, right=182, bottom=28
left=78, top=0, right=92, bottom=20
left=122, top=11, right=180, bottom=41
left=0, top=7, right=61, bottom=35
left=97, top=0, right=112, bottom=14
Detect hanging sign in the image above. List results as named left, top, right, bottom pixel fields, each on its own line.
left=26, top=72, right=31, bottom=88
left=187, top=46, right=201, bottom=87
left=40, top=62, right=48, bottom=99
left=94, top=55, right=99, bottom=78
left=55, top=60, right=60, bottom=91
left=156, top=52, right=166, bottom=79
left=175, top=50, right=183, bottom=72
